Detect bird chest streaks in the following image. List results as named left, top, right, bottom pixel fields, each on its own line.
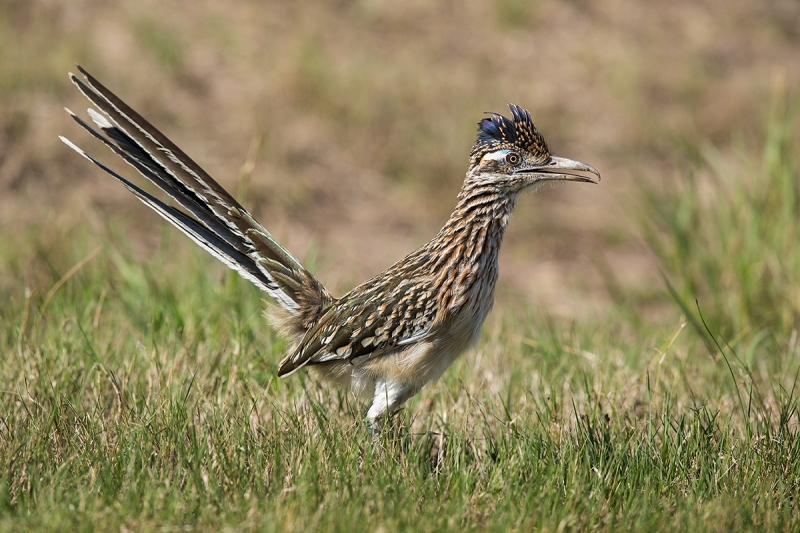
left=432, top=195, right=509, bottom=318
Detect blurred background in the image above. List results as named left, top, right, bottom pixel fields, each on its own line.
left=1, top=0, right=799, bottom=320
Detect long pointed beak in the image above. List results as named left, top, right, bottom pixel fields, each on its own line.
left=519, top=155, right=601, bottom=184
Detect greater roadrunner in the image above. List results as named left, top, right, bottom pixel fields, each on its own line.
left=61, top=67, right=600, bottom=428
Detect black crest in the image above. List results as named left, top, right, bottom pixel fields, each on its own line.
left=469, top=104, right=550, bottom=166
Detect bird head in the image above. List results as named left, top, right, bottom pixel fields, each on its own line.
left=467, top=104, right=600, bottom=191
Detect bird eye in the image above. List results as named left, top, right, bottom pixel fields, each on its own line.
left=505, top=152, right=521, bottom=165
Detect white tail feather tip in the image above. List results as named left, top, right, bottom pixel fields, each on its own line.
left=59, top=136, right=85, bottom=155
left=87, top=108, right=114, bottom=129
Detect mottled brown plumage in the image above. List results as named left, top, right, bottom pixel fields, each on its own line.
left=62, top=68, right=600, bottom=428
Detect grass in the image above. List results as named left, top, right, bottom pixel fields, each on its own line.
left=1, top=100, right=799, bottom=531
left=644, top=86, right=800, bottom=386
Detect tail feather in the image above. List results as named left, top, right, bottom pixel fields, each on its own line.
left=66, top=109, right=254, bottom=258
left=62, top=66, right=331, bottom=327
left=60, top=135, right=276, bottom=291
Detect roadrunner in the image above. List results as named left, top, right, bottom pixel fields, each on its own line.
left=61, top=67, right=600, bottom=428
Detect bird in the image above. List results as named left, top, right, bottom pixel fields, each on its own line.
left=61, top=66, right=600, bottom=430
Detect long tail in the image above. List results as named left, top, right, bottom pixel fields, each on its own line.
left=61, top=66, right=331, bottom=334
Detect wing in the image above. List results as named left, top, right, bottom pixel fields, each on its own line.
left=277, top=274, right=438, bottom=376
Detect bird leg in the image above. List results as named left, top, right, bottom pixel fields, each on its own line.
left=366, top=378, right=418, bottom=436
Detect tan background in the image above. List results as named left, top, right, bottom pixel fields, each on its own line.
left=2, top=0, right=798, bottom=317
